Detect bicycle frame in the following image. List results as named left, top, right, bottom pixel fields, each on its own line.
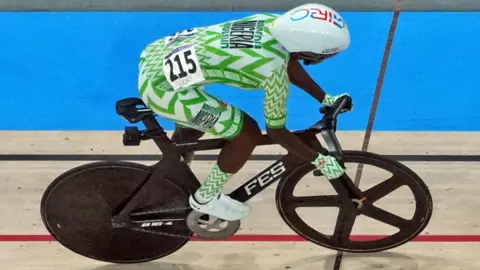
left=175, top=130, right=325, bottom=203
left=111, top=97, right=361, bottom=230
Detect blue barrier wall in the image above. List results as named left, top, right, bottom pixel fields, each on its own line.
left=1, top=12, right=479, bottom=131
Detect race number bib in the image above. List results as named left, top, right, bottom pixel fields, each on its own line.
left=163, top=43, right=205, bottom=90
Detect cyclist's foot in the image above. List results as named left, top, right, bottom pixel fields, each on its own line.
left=189, top=193, right=250, bottom=221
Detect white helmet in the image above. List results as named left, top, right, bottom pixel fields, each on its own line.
left=270, top=3, right=351, bottom=55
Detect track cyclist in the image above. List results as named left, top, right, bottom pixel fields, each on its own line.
left=137, top=3, right=354, bottom=222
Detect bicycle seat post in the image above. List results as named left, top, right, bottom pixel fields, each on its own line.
left=141, top=115, right=183, bottom=160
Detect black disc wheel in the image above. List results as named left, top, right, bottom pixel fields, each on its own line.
left=40, top=161, right=193, bottom=263
left=275, top=150, right=433, bottom=253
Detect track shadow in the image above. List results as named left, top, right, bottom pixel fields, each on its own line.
left=86, top=250, right=479, bottom=270
left=87, top=251, right=205, bottom=270
left=90, top=262, right=206, bottom=270
left=268, top=251, right=478, bottom=270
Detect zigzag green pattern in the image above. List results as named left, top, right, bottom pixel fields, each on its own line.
left=263, top=64, right=289, bottom=128
left=263, top=39, right=287, bottom=60
left=241, top=57, right=274, bottom=81
left=178, top=88, right=208, bottom=119
left=196, top=30, right=223, bottom=64
left=311, top=154, right=345, bottom=180
left=218, top=56, right=243, bottom=70
left=139, top=13, right=291, bottom=136
left=146, top=92, right=178, bottom=115
left=142, top=43, right=166, bottom=80
left=203, top=67, right=261, bottom=88
left=196, top=165, right=233, bottom=201
left=240, top=48, right=263, bottom=58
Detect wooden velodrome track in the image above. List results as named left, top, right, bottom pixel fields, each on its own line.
left=1, top=131, right=479, bottom=270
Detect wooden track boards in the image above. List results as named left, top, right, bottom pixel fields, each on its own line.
left=1, top=131, right=479, bottom=269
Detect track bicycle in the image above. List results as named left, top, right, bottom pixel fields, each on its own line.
left=40, top=96, right=433, bottom=263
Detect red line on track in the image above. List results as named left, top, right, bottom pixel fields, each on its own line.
left=1, top=234, right=480, bottom=242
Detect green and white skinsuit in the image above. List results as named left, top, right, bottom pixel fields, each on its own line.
left=138, top=14, right=345, bottom=204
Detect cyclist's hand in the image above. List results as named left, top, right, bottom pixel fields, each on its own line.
left=322, top=93, right=353, bottom=112
left=311, top=154, right=346, bottom=180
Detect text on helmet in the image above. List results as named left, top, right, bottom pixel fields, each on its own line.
left=289, top=8, right=345, bottom=29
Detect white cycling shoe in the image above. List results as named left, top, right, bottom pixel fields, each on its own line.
left=189, top=193, right=250, bottom=221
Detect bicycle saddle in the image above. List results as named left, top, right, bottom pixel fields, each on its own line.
left=116, top=98, right=154, bottom=123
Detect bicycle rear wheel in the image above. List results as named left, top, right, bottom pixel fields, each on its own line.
left=275, top=150, right=433, bottom=253
left=40, top=161, right=192, bottom=263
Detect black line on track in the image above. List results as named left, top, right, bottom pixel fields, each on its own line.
left=0, top=154, right=479, bottom=161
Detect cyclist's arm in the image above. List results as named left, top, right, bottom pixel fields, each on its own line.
left=263, top=65, right=319, bottom=162
left=287, top=56, right=327, bottom=104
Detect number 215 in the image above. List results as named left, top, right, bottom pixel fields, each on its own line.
left=165, top=50, right=197, bottom=82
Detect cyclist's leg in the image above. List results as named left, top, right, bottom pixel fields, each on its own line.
left=139, top=84, right=262, bottom=221
left=171, top=110, right=260, bottom=171
left=171, top=123, right=204, bottom=165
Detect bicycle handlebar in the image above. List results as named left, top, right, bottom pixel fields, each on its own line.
left=305, top=95, right=353, bottom=160
left=329, top=95, right=352, bottom=116
left=306, top=95, right=352, bottom=132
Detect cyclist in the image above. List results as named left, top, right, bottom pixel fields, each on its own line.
left=137, top=3, right=353, bottom=221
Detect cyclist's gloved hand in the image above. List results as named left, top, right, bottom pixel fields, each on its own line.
left=311, top=153, right=346, bottom=180
left=322, top=93, right=353, bottom=112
